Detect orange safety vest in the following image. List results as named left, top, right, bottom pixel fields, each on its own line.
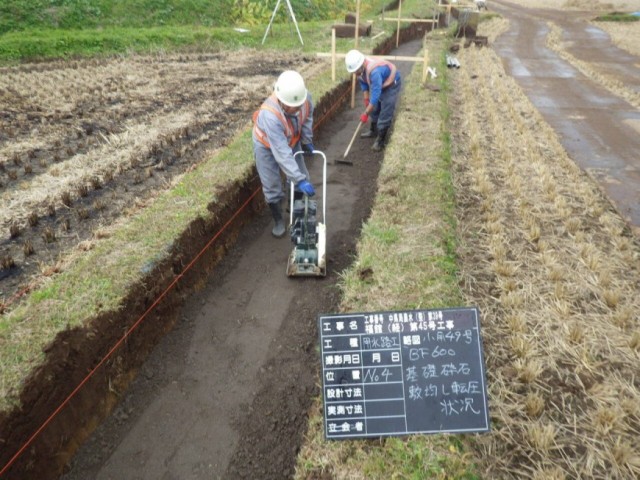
left=252, top=94, right=311, bottom=148
left=364, top=59, right=398, bottom=89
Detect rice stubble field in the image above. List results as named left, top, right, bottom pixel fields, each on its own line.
left=0, top=51, right=321, bottom=306
left=450, top=16, right=640, bottom=479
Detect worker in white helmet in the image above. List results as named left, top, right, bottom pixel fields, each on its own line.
left=345, top=49, right=401, bottom=151
left=253, top=70, right=316, bottom=238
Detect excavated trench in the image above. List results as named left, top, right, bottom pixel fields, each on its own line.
left=0, top=26, right=429, bottom=480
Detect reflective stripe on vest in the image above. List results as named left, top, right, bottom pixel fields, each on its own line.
left=364, top=59, right=397, bottom=89
left=252, top=94, right=311, bottom=149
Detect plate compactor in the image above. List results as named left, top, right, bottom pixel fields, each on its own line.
left=287, top=150, right=327, bottom=277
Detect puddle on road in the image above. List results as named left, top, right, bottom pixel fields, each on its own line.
left=624, top=118, right=640, bottom=134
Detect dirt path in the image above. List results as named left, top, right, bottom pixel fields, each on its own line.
left=492, top=0, right=640, bottom=236
left=60, top=40, right=424, bottom=480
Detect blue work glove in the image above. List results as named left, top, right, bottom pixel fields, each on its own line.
left=302, top=142, right=315, bottom=154
left=297, top=180, right=315, bottom=197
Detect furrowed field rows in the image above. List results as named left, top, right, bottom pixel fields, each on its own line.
left=0, top=51, right=320, bottom=305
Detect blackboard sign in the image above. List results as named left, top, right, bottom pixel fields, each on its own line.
left=318, top=307, right=489, bottom=440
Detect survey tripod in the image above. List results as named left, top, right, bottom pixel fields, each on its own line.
left=262, top=0, right=304, bottom=46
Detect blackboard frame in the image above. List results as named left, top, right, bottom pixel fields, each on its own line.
left=318, top=307, right=490, bottom=440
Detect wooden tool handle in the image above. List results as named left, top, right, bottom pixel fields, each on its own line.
left=344, top=121, right=364, bottom=158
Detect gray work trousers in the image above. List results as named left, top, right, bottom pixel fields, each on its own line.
left=369, top=79, right=401, bottom=131
left=254, top=143, right=309, bottom=204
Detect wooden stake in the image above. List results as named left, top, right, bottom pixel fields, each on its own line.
left=396, top=0, right=402, bottom=48
left=351, top=74, right=356, bottom=109
left=351, top=0, right=361, bottom=107
left=331, top=28, right=336, bottom=82
left=421, top=47, right=429, bottom=83
left=317, top=53, right=426, bottom=62
left=381, top=18, right=436, bottom=24
left=355, top=0, right=361, bottom=48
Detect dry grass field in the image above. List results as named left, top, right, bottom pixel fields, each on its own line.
left=448, top=16, right=640, bottom=479
left=0, top=51, right=322, bottom=307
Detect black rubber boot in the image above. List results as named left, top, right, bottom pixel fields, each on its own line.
left=268, top=202, right=286, bottom=238
left=360, top=122, right=377, bottom=138
left=372, top=127, right=389, bottom=151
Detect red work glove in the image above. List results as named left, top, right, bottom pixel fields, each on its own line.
left=360, top=113, right=369, bottom=124
left=363, top=99, right=369, bottom=108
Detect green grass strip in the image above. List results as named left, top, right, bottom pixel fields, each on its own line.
left=0, top=21, right=379, bottom=63
left=0, top=0, right=438, bottom=63
left=594, top=12, right=640, bottom=22
left=0, top=24, right=307, bottom=62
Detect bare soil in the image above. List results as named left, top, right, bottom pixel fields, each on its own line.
left=58, top=122, right=379, bottom=479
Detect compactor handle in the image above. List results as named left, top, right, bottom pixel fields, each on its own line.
left=291, top=150, right=327, bottom=227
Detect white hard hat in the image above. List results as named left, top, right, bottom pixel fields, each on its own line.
left=274, top=70, right=307, bottom=107
left=345, top=49, right=365, bottom=73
